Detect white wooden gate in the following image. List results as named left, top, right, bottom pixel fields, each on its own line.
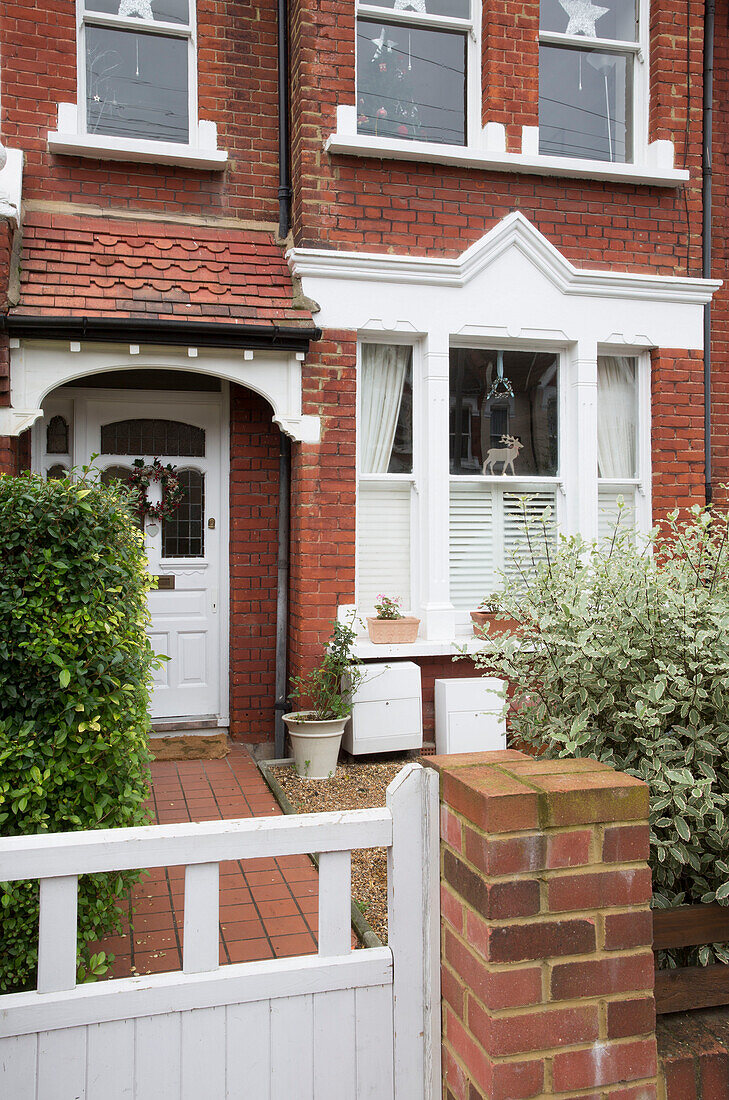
left=0, top=764, right=440, bottom=1100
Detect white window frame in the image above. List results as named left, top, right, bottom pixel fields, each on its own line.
left=537, top=0, right=649, bottom=166
left=355, top=336, right=421, bottom=616
left=597, top=348, right=652, bottom=535
left=46, top=1, right=226, bottom=169
left=354, top=0, right=481, bottom=150
left=77, top=0, right=198, bottom=146
left=447, top=340, right=565, bottom=628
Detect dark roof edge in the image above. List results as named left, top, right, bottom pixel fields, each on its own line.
left=0, top=314, right=321, bottom=352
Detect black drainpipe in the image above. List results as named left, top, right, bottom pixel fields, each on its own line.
left=274, top=433, right=291, bottom=758
left=277, top=0, right=292, bottom=238
left=703, top=0, right=715, bottom=505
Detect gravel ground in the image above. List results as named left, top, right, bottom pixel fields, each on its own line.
left=270, top=760, right=406, bottom=943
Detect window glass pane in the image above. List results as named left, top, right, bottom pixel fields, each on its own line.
left=361, top=0, right=470, bottom=19
left=163, top=469, right=204, bottom=557
left=360, top=344, right=413, bottom=474
left=597, top=355, right=637, bottom=478
left=47, top=464, right=69, bottom=481
left=46, top=415, right=70, bottom=454
left=86, top=27, right=189, bottom=143
left=540, top=0, right=637, bottom=42
left=85, top=0, right=189, bottom=26
left=539, top=45, right=631, bottom=162
left=449, top=350, right=559, bottom=477
left=100, top=419, right=205, bottom=456
left=357, top=20, right=466, bottom=145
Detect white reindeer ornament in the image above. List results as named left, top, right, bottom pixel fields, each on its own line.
left=483, top=434, right=523, bottom=476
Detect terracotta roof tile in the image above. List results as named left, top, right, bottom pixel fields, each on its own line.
left=12, top=212, right=313, bottom=329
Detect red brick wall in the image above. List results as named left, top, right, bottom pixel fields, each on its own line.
left=229, top=384, right=281, bottom=742
left=0, top=0, right=281, bottom=221
left=288, top=332, right=357, bottom=687
left=431, top=750, right=657, bottom=1099
left=651, top=348, right=706, bottom=515
left=290, top=0, right=704, bottom=272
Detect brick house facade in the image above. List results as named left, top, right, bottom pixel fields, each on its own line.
left=0, top=0, right=722, bottom=746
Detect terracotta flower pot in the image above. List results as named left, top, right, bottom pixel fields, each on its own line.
left=471, top=610, right=523, bottom=637
left=366, top=616, right=421, bottom=644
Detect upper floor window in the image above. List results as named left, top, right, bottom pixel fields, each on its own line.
left=80, top=0, right=194, bottom=145
left=355, top=0, right=475, bottom=147
left=538, top=0, right=642, bottom=163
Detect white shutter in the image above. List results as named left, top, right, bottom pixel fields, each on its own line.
left=449, top=481, right=496, bottom=608
left=357, top=481, right=411, bottom=611
left=503, top=490, right=557, bottom=578
left=598, top=485, right=636, bottom=543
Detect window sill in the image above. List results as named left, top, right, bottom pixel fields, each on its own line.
left=47, top=112, right=228, bottom=171
left=351, top=633, right=486, bottom=660
left=325, top=131, right=689, bottom=189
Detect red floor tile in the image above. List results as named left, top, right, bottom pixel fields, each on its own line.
left=101, top=745, right=321, bottom=979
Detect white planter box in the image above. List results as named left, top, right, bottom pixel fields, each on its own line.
left=343, top=661, right=422, bottom=755
left=434, top=677, right=507, bottom=755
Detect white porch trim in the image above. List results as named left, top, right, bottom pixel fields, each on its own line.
left=2, top=342, right=320, bottom=444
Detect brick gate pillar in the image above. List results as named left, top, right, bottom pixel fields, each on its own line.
left=424, top=750, right=658, bottom=1099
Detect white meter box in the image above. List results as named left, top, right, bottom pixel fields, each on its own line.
left=343, top=661, right=422, bottom=755
left=434, top=677, right=507, bottom=755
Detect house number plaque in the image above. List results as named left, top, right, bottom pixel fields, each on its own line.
left=155, top=575, right=176, bottom=590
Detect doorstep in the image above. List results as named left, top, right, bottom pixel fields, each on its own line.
left=149, top=716, right=229, bottom=760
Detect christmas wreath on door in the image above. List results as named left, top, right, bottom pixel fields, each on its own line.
left=129, top=458, right=185, bottom=521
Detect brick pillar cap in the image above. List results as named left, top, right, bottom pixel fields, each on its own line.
left=421, top=750, right=648, bottom=830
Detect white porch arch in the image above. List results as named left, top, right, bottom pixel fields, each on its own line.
left=1, top=341, right=320, bottom=443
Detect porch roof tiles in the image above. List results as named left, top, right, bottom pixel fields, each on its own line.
left=11, top=211, right=314, bottom=328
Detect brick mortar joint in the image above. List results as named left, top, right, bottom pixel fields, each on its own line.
left=441, top=836, right=649, bottom=882
left=442, top=808, right=648, bottom=843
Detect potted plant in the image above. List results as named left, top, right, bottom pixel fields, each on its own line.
left=471, top=594, right=523, bottom=637
left=282, top=618, right=364, bottom=778
left=367, top=594, right=421, bottom=644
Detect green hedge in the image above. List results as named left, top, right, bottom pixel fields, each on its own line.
left=470, top=502, right=729, bottom=968
left=0, top=471, right=157, bottom=992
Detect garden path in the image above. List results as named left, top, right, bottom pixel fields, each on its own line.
left=99, top=746, right=321, bottom=978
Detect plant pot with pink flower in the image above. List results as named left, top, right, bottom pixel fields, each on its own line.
left=366, top=594, right=421, bottom=644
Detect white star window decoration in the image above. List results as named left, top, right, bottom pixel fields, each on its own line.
left=394, top=0, right=427, bottom=12
left=118, top=0, right=155, bottom=18
left=558, top=0, right=609, bottom=37
left=371, top=27, right=398, bottom=60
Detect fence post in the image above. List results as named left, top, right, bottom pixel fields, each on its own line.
left=37, top=875, right=78, bottom=993
left=387, top=762, right=442, bottom=1100
left=426, top=749, right=657, bottom=1099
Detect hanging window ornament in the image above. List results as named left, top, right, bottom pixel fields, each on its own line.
left=557, top=0, right=609, bottom=37
left=371, top=27, right=397, bottom=61
left=486, top=351, right=515, bottom=400
left=118, top=0, right=154, bottom=18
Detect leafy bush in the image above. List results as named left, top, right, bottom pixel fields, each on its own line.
left=469, top=501, right=729, bottom=967
left=0, top=470, right=157, bottom=991
left=289, top=618, right=364, bottom=720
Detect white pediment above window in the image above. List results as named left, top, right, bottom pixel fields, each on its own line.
left=289, top=211, right=720, bottom=351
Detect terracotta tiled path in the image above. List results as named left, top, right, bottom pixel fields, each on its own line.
left=101, top=746, right=320, bottom=978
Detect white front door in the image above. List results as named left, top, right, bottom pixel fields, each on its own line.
left=35, top=389, right=228, bottom=723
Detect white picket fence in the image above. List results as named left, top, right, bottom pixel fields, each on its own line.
left=0, top=763, right=440, bottom=1100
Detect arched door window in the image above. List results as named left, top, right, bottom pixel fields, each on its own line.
left=100, top=419, right=205, bottom=457
left=162, top=469, right=205, bottom=558
left=46, top=416, right=69, bottom=454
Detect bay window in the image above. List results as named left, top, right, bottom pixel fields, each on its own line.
left=79, top=0, right=194, bottom=145
left=538, top=0, right=643, bottom=164
left=448, top=349, right=559, bottom=607
left=357, top=343, right=416, bottom=611
left=355, top=0, right=475, bottom=147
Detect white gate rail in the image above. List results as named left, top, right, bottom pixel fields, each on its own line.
left=0, top=762, right=440, bottom=1100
